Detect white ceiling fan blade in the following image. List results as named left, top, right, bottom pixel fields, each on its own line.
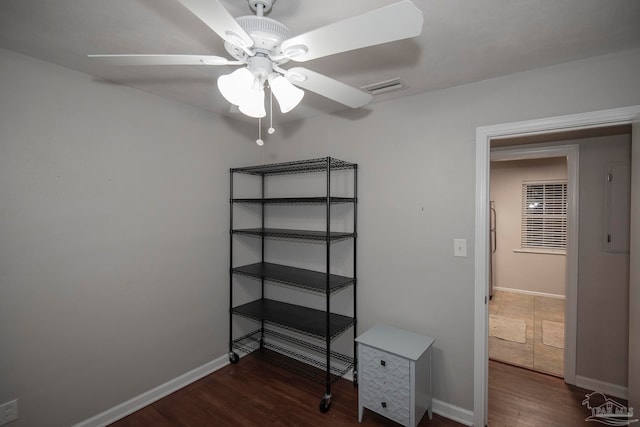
left=281, top=0, right=423, bottom=62
left=285, top=67, right=372, bottom=108
left=87, top=54, right=242, bottom=66
left=176, top=0, right=254, bottom=49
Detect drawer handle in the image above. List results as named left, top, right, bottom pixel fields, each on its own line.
left=381, top=402, right=387, bottom=408
left=380, top=360, right=386, bottom=367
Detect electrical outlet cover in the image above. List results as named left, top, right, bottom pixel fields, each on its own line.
left=0, top=399, right=18, bottom=425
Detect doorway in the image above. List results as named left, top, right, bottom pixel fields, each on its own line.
left=473, top=105, right=640, bottom=427
left=489, top=156, right=568, bottom=378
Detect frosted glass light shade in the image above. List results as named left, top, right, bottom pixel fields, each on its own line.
left=269, top=75, right=304, bottom=113
left=217, top=67, right=254, bottom=106
left=238, top=87, right=266, bottom=118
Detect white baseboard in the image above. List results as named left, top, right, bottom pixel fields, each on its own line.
left=494, top=286, right=565, bottom=300
left=432, top=398, right=474, bottom=426
left=575, top=375, right=628, bottom=400
left=343, top=369, right=354, bottom=382
left=73, top=354, right=230, bottom=427
left=74, top=355, right=475, bottom=427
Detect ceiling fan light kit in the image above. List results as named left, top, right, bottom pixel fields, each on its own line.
left=217, top=67, right=254, bottom=105
left=89, top=0, right=423, bottom=125
left=268, top=74, right=304, bottom=113
left=238, top=80, right=266, bottom=118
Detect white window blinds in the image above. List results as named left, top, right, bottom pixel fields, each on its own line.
left=521, top=181, right=567, bottom=250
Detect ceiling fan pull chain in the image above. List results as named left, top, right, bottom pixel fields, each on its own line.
left=256, top=117, right=264, bottom=146
left=268, top=87, right=275, bottom=135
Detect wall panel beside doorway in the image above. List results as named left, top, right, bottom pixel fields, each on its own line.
left=576, top=134, right=631, bottom=393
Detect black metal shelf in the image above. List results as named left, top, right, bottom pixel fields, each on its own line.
left=232, top=299, right=354, bottom=340
left=232, top=262, right=355, bottom=294
left=231, top=156, right=356, bottom=176
left=232, top=228, right=355, bottom=242
left=232, top=329, right=354, bottom=384
left=229, top=156, right=358, bottom=412
left=232, top=196, right=355, bottom=205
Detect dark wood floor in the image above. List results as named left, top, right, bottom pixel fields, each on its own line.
left=488, top=359, right=625, bottom=426
left=110, top=350, right=460, bottom=427
left=109, top=353, right=619, bottom=426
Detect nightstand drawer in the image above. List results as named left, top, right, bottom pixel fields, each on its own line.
left=360, top=383, right=410, bottom=425
left=362, top=391, right=411, bottom=425
left=360, top=345, right=411, bottom=425
left=361, top=345, right=410, bottom=386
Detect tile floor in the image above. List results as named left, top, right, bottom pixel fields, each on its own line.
left=489, top=289, right=565, bottom=377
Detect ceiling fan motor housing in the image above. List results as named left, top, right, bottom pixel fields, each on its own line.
left=225, top=15, right=291, bottom=62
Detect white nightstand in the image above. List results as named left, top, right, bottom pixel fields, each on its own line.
left=355, top=324, right=434, bottom=427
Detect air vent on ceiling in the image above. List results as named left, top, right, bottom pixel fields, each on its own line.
left=361, top=78, right=405, bottom=95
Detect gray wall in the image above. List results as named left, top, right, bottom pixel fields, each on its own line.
left=577, top=135, right=631, bottom=387
left=0, top=49, right=259, bottom=426
left=265, top=49, right=640, bottom=411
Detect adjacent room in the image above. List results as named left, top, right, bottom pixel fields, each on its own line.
left=1, top=1, right=640, bottom=426
left=489, top=156, right=568, bottom=378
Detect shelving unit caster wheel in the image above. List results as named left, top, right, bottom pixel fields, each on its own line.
left=229, top=352, right=240, bottom=364
left=319, top=395, right=331, bottom=413
left=353, top=370, right=358, bottom=387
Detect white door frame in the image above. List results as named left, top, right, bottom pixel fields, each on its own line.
left=474, top=105, right=640, bottom=427
left=629, top=114, right=640, bottom=416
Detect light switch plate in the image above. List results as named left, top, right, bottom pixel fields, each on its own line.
left=454, top=238, right=467, bottom=257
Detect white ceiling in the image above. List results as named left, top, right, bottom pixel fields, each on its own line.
left=1, top=0, right=639, bottom=124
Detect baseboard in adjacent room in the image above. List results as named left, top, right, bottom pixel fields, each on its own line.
left=494, top=286, right=565, bottom=300
left=73, top=354, right=230, bottom=427
left=575, top=375, right=628, bottom=400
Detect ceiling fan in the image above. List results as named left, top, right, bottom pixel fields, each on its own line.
left=89, top=0, right=423, bottom=118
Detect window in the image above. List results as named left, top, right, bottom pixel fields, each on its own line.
left=521, top=181, right=567, bottom=251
